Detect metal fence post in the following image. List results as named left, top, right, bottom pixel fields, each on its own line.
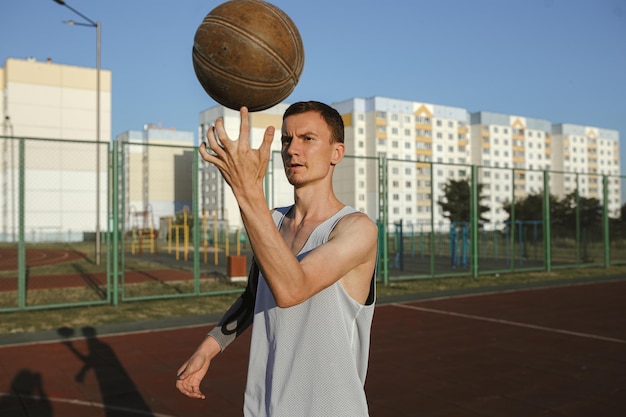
left=112, top=139, right=120, bottom=306
left=378, top=154, right=388, bottom=285
left=106, top=142, right=113, bottom=304
left=429, top=162, right=436, bottom=278
left=575, top=174, right=580, bottom=264
left=543, top=170, right=551, bottom=272
left=509, top=167, right=516, bottom=271
left=470, top=165, right=479, bottom=278
left=603, top=175, right=610, bottom=267
left=17, top=138, right=26, bottom=309
left=193, top=146, right=200, bottom=294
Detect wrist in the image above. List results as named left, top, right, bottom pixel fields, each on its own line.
left=199, top=334, right=223, bottom=357
left=234, top=185, right=266, bottom=212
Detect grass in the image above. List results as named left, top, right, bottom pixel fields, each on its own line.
left=0, top=263, right=623, bottom=336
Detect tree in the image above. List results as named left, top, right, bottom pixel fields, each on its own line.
left=438, top=179, right=489, bottom=224
left=557, top=192, right=603, bottom=262
left=501, top=192, right=559, bottom=223
left=556, top=192, right=602, bottom=230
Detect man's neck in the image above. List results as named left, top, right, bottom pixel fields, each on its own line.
left=290, top=186, right=343, bottom=224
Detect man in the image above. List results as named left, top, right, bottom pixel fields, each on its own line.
left=176, top=101, right=378, bottom=416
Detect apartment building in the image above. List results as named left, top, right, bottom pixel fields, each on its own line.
left=200, top=97, right=474, bottom=230
left=199, top=97, right=621, bottom=231
left=333, top=97, right=470, bottom=229
left=1, top=57, right=111, bottom=241
left=469, top=112, right=553, bottom=224
left=551, top=123, right=621, bottom=216
left=115, top=124, right=195, bottom=230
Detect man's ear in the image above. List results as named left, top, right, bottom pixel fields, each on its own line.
left=330, top=142, right=345, bottom=166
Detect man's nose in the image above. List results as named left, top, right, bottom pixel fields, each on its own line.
left=285, top=140, right=300, bottom=155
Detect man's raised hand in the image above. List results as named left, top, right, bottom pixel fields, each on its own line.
left=198, top=106, right=275, bottom=194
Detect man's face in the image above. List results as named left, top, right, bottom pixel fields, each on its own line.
left=280, top=111, right=343, bottom=187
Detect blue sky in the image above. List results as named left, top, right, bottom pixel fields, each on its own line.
left=2, top=0, right=625, bottom=170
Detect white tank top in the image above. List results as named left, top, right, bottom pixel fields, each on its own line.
left=244, top=205, right=376, bottom=417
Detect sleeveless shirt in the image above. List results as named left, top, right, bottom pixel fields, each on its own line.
left=243, top=205, right=376, bottom=417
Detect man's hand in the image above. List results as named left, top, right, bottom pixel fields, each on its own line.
left=199, top=106, right=275, bottom=195
left=176, top=336, right=221, bottom=400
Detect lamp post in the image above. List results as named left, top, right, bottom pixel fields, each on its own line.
left=2, top=116, right=15, bottom=242
left=53, top=0, right=102, bottom=265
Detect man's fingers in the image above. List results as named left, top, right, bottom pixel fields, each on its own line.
left=214, top=115, right=240, bottom=149
left=259, top=126, right=275, bottom=159
left=198, top=141, right=221, bottom=166
left=205, top=125, right=225, bottom=155
left=176, top=380, right=206, bottom=399
left=237, top=106, right=250, bottom=149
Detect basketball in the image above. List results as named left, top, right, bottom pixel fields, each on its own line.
left=192, top=0, right=305, bottom=112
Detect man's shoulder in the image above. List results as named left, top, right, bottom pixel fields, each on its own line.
left=335, top=209, right=378, bottom=235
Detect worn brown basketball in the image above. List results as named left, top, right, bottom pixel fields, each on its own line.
left=192, top=0, right=304, bottom=112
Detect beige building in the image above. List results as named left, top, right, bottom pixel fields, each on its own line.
left=1, top=57, right=111, bottom=241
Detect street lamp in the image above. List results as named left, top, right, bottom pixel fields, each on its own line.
left=2, top=116, right=15, bottom=242
left=53, top=0, right=102, bottom=265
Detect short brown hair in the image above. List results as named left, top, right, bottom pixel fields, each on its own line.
left=283, top=101, right=344, bottom=144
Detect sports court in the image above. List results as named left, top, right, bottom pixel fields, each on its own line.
left=1, top=276, right=625, bottom=416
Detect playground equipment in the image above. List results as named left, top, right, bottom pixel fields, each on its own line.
left=165, top=209, right=246, bottom=269
left=504, top=220, right=543, bottom=265
left=449, top=222, right=470, bottom=269
left=202, top=210, right=245, bottom=268
left=128, top=205, right=158, bottom=255
left=168, top=206, right=190, bottom=261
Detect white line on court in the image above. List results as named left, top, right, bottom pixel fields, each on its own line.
left=0, top=392, right=177, bottom=417
left=391, top=303, right=626, bottom=344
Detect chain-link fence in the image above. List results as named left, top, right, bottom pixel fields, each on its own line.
left=1, top=135, right=625, bottom=312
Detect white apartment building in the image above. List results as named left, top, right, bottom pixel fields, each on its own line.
left=200, top=97, right=473, bottom=230
left=469, top=112, right=553, bottom=224
left=115, top=124, right=195, bottom=232
left=333, top=97, right=470, bottom=230
left=199, top=97, right=621, bottom=231
left=551, top=123, right=621, bottom=216
left=1, top=57, right=111, bottom=241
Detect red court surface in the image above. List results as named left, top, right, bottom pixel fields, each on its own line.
left=0, top=278, right=625, bottom=416
left=0, top=248, right=86, bottom=271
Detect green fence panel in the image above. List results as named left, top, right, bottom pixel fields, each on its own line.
left=1, top=134, right=624, bottom=312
